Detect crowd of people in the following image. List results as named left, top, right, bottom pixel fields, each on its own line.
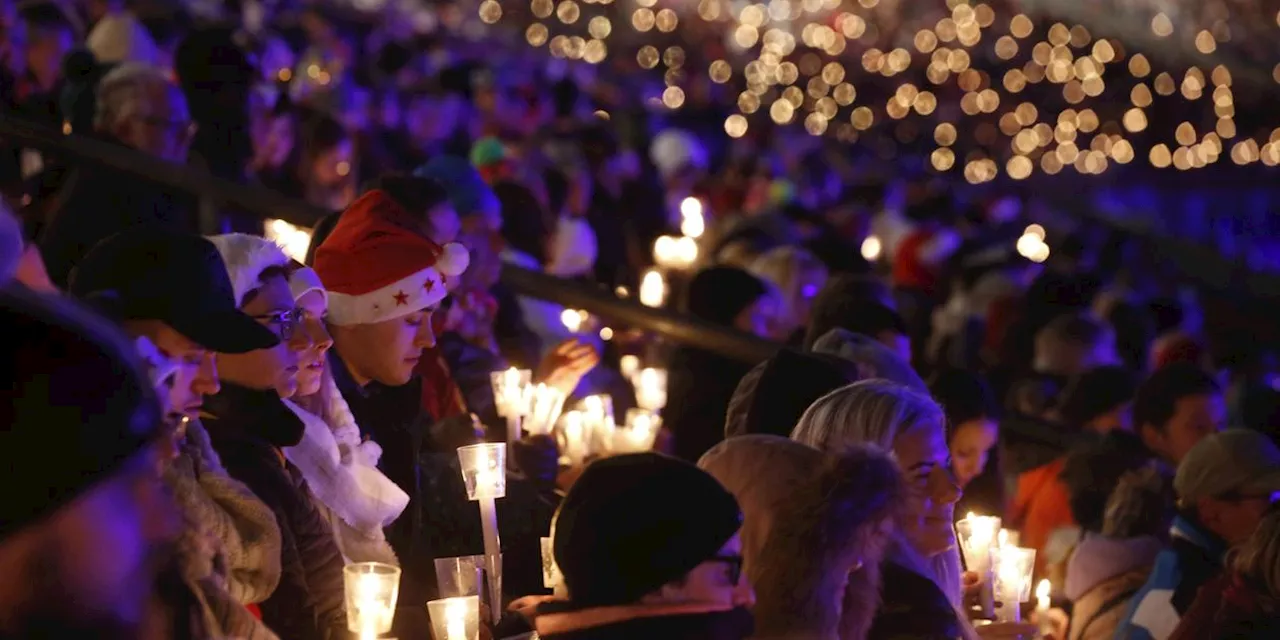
left=2, top=1, right=1280, bottom=640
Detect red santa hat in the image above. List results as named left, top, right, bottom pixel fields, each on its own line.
left=313, top=190, right=470, bottom=326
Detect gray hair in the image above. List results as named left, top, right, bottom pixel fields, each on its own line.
left=93, top=63, right=177, bottom=131
left=792, top=379, right=974, bottom=636
left=792, top=379, right=943, bottom=452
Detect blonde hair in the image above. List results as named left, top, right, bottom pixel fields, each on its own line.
left=792, top=380, right=974, bottom=637
left=750, top=246, right=829, bottom=329
left=1229, top=508, right=1280, bottom=613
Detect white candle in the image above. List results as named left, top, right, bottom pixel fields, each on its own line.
left=680, top=197, right=705, bottom=238
left=619, top=355, right=640, bottom=380
left=445, top=597, right=467, bottom=640
left=427, top=595, right=479, bottom=640
left=674, top=236, right=698, bottom=268
left=633, top=368, right=668, bottom=412
left=560, top=308, right=583, bottom=334
left=992, top=544, right=1036, bottom=624
left=560, top=411, right=588, bottom=465
left=343, top=562, right=400, bottom=637
left=457, top=444, right=507, bottom=624
left=956, top=512, right=1000, bottom=618
left=1036, top=579, right=1053, bottom=637
left=639, top=269, right=667, bottom=308
left=653, top=235, right=678, bottom=269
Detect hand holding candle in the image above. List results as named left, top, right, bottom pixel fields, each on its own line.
left=956, top=512, right=1001, bottom=618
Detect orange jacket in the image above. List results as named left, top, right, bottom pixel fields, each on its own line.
left=1010, top=457, right=1075, bottom=574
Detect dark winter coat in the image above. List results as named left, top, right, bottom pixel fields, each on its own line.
left=868, top=562, right=966, bottom=640
left=202, top=383, right=347, bottom=640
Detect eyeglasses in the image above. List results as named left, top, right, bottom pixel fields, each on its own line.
left=253, top=307, right=304, bottom=340
left=708, top=554, right=744, bottom=586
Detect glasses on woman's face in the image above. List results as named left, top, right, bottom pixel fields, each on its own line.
left=253, top=307, right=304, bottom=340
left=708, top=554, right=744, bottom=586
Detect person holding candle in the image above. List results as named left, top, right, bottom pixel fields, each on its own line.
left=792, top=380, right=1040, bottom=640
left=534, top=453, right=756, bottom=639
left=1118, top=430, right=1280, bottom=640
left=312, top=188, right=557, bottom=607
left=69, top=228, right=285, bottom=639
left=699, top=435, right=903, bottom=640
left=1169, top=507, right=1280, bottom=640
left=202, top=233, right=349, bottom=640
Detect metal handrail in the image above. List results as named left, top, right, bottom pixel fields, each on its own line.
left=0, top=112, right=778, bottom=363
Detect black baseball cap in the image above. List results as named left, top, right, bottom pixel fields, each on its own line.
left=68, top=228, right=279, bottom=354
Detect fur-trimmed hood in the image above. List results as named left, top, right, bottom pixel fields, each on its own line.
left=699, top=436, right=902, bottom=640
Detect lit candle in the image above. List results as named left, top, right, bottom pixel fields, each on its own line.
left=560, top=308, right=583, bottom=334
left=582, top=395, right=616, bottom=455
left=633, top=368, right=668, bottom=412
left=639, top=269, right=667, bottom=308
left=560, top=411, right=588, bottom=465
left=673, top=236, right=699, bottom=268
left=343, top=562, right=400, bottom=638
left=490, top=369, right=532, bottom=450
left=619, top=355, right=640, bottom=380
left=457, top=444, right=507, bottom=624
left=525, top=383, right=566, bottom=437
left=446, top=597, right=467, bottom=640
left=955, top=512, right=1001, bottom=618
left=615, top=409, right=661, bottom=453
left=680, top=197, right=705, bottom=238
left=653, top=235, right=678, bottom=269
left=1036, top=579, right=1053, bottom=638
left=427, top=595, right=479, bottom=640
left=992, top=544, right=1037, bottom=624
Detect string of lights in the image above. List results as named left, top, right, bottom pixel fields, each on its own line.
left=478, top=0, right=1280, bottom=181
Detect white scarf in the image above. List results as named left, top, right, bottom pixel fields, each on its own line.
left=281, top=398, right=409, bottom=538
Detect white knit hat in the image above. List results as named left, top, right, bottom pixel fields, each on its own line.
left=205, top=234, right=292, bottom=307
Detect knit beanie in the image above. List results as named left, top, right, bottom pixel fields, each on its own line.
left=415, top=156, right=502, bottom=229
left=686, top=266, right=769, bottom=328
left=553, top=453, right=743, bottom=607
left=725, top=350, right=859, bottom=439
left=205, top=234, right=291, bottom=307
left=312, top=190, right=470, bottom=326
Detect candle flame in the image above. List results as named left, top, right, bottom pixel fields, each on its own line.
left=998, top=529, right=1009, bottom=547
left=445, top=597, right=468, bottom=640
left=504, top=367, right=520, bottom=388
left=1036, top=578, right=1050, bottom=600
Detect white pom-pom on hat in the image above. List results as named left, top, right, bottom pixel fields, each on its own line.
left=437, top=242, right=470, bottom=277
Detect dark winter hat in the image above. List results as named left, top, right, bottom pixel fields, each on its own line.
left=0, top=285, right=163, bottom=539
left=1057, top=366, right=1139, bottom=426
left=685, top=266, right=769, bottom=328
left=553, top=453, right=743, bottom=607
left=725, top=349, right=860, bottom=439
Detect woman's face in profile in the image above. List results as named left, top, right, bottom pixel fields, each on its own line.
left=893, top=421, right=962, bottom=558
